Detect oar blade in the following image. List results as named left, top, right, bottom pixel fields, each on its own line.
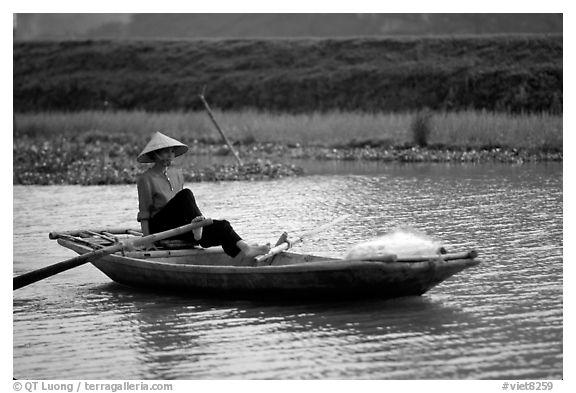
left=14, top=219, right=213, bottom=290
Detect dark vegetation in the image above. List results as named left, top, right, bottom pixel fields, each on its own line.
left=14, top=35, right=562, bottom=114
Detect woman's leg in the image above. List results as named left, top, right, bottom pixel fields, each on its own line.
left=192, top=219, right=271, bottom=259
left=198, top=219, right=243, bottom=257
left=149, top=189, right=202, bottom=237
left=150, top=189, right=269, bottom=258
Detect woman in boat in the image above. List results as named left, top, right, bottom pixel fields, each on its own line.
left=136, top=131, right=270, bottom=260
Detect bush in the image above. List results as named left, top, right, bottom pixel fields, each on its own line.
left=411, top=109, right=433, bottom=147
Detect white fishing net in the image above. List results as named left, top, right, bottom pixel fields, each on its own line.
left=344, top=227, right=445, bottom=260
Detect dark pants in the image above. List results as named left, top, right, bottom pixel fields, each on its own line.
left=149, top=189, right=243, bottom=257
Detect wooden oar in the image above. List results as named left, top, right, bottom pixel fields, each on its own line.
left=13, top=219, right=213, bottom=290
left=255, top=214, right=351, bottom=264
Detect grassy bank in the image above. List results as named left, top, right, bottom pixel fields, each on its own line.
left=14, top=35, right=562, bottom=113
left=15, top=109, right=562, bottom=149
left=13, top=109, right=562, bottom=185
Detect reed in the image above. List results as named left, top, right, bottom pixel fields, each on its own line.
left=14, top=109, right=562, bottom=150
left=432, top=110, right=563, bottom=150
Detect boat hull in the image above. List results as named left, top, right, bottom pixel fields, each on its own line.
left=57, top=238, right=480, bottom=299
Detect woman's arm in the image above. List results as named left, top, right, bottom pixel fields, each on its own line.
left=177, top=168, right=185, bottom=191
left=137, top=175, right=153, bottom=225
left=140, top=219, right=150, bottom=236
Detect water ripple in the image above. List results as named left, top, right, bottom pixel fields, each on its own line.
left=13, top=163, right=562, bottom=379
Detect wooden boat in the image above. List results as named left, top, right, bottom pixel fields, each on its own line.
left=50, top=228, right=481, bottom=299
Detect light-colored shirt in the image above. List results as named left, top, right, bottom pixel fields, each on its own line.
left=137, top=166, right=184, bottom=222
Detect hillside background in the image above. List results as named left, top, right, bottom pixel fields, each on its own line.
left=14, top=13, right=563, bottom=40
left=13, top=14, right=563, bottom=114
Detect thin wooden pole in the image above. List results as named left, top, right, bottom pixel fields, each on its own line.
left=341, top=250, right=478, bottom=264
left=199, top=87, right=243, bottom=166
left=255, top=215, right=351, bottom=264
left=49, top=228, right=141, bottom=238
left=14, top=219, right=213, bottom=290
left=394, top=250, right=478, bottom=263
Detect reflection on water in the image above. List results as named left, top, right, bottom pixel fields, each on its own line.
left=13, top=162, right=562, bottom=379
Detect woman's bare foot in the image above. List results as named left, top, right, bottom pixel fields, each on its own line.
left=242, top=243, right=271, bottom=258
left=191, top=216, right=205, bottom=240
left=235, top=241, right=271, bottom=265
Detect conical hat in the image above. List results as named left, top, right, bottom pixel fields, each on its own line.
left=137, top=132, right=189, bottom=163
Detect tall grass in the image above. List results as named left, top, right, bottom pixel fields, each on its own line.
left=433, top=110, right=563, bottom=150
left=14, top=109, right=562, bottom=150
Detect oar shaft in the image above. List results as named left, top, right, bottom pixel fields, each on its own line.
left=14, top=219, right=213, bottom=290
left=13, top=244, right=123, bottom=290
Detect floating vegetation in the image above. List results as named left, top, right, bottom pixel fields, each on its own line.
left=227, top=142, right=562, bottom=164
left=183, top=160, right=304, bottom=183
left=13, top=135, right=561, bottom=185
left=12, top=137, right=304, bottom=185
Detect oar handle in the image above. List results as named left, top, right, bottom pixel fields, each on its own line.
left=13, top=219, right=213, bottom=290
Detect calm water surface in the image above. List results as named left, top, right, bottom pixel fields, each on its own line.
left=13, top=163, right=563, bottom=379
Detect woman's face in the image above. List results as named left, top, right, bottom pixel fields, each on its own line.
left=153, top=147, right=176, bottom=166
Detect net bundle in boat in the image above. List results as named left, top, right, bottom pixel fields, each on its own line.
left=344, top=227, right=445, bottom=260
